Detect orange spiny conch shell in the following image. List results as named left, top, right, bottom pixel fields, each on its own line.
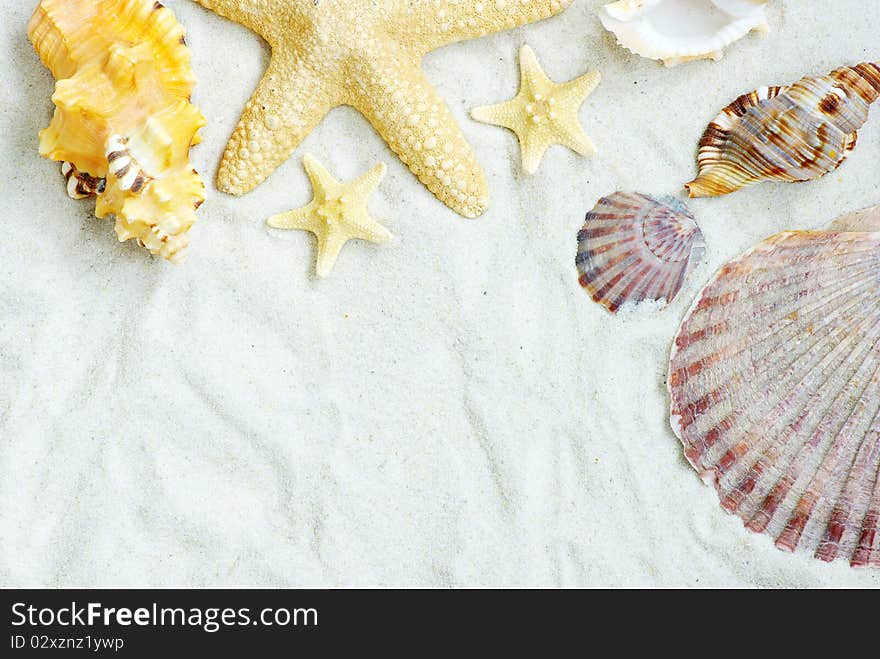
left=28, top=0, right=206, bottom=262
left=668, top=203, right=880, bottom=567
left=686, top=63, right=880, bottom=198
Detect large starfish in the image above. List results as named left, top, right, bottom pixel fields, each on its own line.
left=193, top=0, right=573, bottom=218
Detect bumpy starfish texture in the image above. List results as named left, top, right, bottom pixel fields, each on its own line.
left=267, top=155, right=392, bottom=277
left=193, top=0, right=573, bottom=218
left=471, top=45, right=600, bottom=174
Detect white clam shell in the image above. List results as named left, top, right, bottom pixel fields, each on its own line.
left=600, top=0, right=769, bottom=67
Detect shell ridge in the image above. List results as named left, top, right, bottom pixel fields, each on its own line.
left=669, top=226, right=880, bottom=566
left=759, top=322, right=880, bottom=545
left=815, top=427, right=880, bottom=562
left=577, top=192, right=704, bottom=313
left=680, top=262, right=878, bottom=449
left=670, top=238, right=879, bottom=467
left=849, top=445, right=880, bottom=566
left=719, top=297, right=877, bottom=485
left=721, top=304, right=880, bottom=525
left=588, top=251, right=645, bottom=304
left=788, top=361, right=880, bottom=554
left=699, top=292, right=876, bottom=484
left=671, top=246, right=879, bottom=410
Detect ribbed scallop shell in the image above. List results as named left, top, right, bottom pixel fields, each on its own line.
left=576, top=192, right=706, bottom=313
left=669, top=206, right=880, bottom=567
left=28, top=0, right=205, bottom=262
left=600, top=0, right=769, bottom=67
left=686, top=63, right=880, bottom=197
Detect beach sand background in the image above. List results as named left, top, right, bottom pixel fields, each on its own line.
left=2, top=0, right=880, bottom=586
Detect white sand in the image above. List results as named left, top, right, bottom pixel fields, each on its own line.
left=2, top=0, right=880, bottom=587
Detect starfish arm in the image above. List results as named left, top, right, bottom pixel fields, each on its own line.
left=348, top=216, right=394, bottom=244
left=216, top=55, right=339, bottom=195
left=519, top=129, right=550, bottom=174
left=345, top=164, right=393, bottom=241
left=470, top=100, right=522, bottom=132
left=348, top=162, right=387, bottom=205
left=348, top=51, right=489, bottom=218
left=302, top=154, right=342, bottom=202
left=396, top=0, right=574, bottom=54
left=552, top=71, right=600, bottom=156
left=518, top=45, right=553, bottom=95
left=192, top=0, right=270, bottom=36
left=314, top=231, right=348, bottom=278
left=554, top=120, right=596, bottom=157
left=266, top=204, right=320, bottom=232
left=558, top=70, right=602, bottom=107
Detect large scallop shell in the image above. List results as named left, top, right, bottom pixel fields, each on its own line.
left=599, top=0, right=769, bottom=67
left=668, top=204, right=880, bottom=567
left=686, top=63, right=880, bottom=197
left=576, top=192, right=706, bottom=313
left=28, top=0, right=206, bottom=262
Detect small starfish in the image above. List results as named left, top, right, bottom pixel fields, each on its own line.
left=267, top=155, right=392, bottom=277
left=193, top=0, right=573, bottom=217
left=471, top=45, right=601, bottom=174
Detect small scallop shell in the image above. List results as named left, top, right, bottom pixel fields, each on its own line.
left=600, top=0, right=769, bottom=67
left=576, top=192, right=706, bottom=313
left=28, top=0, right=205, bottom=262
left=686, top=63, right=880, bottom=197
left=668, top=205, right=880, bottom=567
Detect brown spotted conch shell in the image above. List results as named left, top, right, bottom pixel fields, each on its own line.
left=686, top=63, right=880, bottom=197
left=669, top=203, right=880, bottom=567
left=29, top=0, right=206, bottom=262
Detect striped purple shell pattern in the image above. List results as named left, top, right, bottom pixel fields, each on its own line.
left=669, top=226, right=880, bottom=567
left=576, top=192, right=705, bottom=313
